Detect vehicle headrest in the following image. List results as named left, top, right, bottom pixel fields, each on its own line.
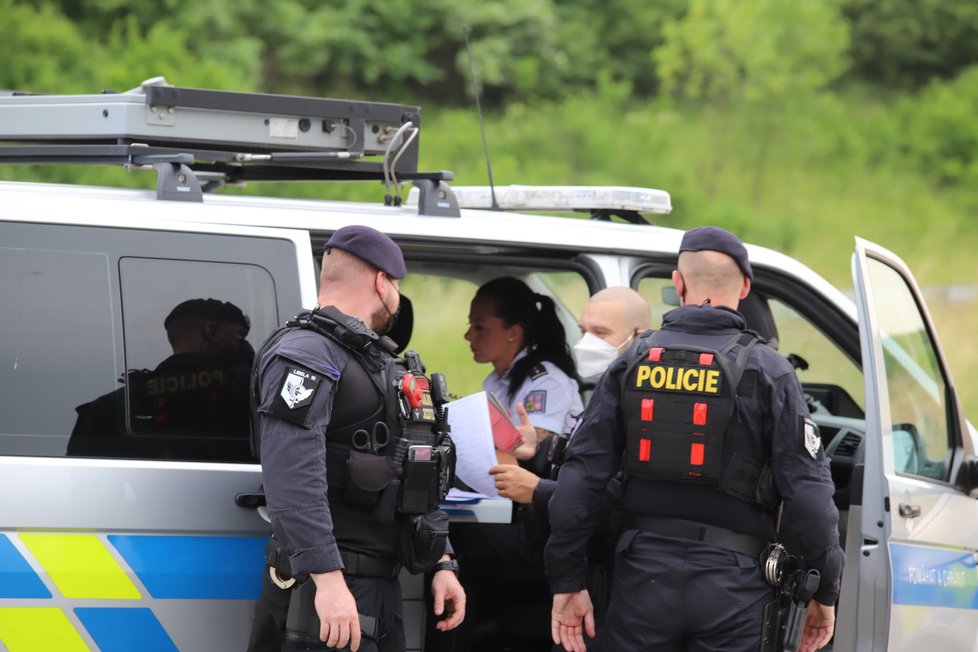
left=739, top=292, right=779, bottom=349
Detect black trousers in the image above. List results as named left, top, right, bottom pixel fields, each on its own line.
left=425, top=521, right=553, bottom=652
left=248, top=567, right=405, bottom=652
left=600, top=530, right=774, bottom=651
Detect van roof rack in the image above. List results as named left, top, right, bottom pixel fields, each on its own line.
left=0, top=77, right=459, bottom=214
left=406, top=184, right=672, bottom=224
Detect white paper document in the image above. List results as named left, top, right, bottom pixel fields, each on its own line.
left=444, top=391, right=503, bottom=498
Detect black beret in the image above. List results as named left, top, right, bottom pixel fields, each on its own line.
left=323, top=225, right=406, bottom=279
left=679, top=226, right=753, bottom=281
left=164, top=299, right=250, bottom=333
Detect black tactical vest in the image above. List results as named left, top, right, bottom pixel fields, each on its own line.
left=621, top=331, right=757, bottom=486
left=251, top=307, right=454, bottom=521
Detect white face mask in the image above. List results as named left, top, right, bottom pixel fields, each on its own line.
left=574, top=331, right=633, bottom=380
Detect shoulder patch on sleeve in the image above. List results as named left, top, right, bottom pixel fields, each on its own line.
left=524, top=389, right=547, bottom=414
left=270, top=364, right=326, bottom=427
left=528, top=363, right=548, bottom=380
left=803, top=416, right=822, bottom=459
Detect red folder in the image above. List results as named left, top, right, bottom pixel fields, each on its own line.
left=487, top=392, right=523, bottom=453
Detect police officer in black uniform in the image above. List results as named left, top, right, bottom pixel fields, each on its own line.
left=248, top=225, right=465, bottom=652
left=546, top=226, right=844, bottom=652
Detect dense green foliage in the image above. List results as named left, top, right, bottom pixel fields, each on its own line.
left=3, top=0, right=978, bottom=413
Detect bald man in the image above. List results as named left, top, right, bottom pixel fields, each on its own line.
left=575, top=287, right=653, bottom=380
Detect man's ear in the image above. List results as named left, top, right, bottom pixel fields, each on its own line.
left=671, top=270, right=685, bottom=305
left=202, top=321, right=220, bottom=343
left=739, top=277, right=751, bottom=301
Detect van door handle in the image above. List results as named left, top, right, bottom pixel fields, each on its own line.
left=235, top=492, right=267, bottom=509
left=898, top=503, right=921, bottom=518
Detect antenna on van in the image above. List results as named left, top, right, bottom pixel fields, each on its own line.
left=463, top=25, right=500, bottom=211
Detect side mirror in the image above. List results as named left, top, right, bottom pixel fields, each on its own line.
left=661, top=286, right=679, bottom=307
left=892, top=423, right=921, bottom=475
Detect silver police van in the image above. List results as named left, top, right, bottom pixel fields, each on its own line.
left=0, top=80, right=975, bottom=651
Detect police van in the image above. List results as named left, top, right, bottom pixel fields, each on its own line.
left=0, top=80, right=976, bottom=651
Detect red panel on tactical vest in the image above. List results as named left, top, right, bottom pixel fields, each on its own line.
left=693, top=402, right=708, bottom=425
left=699, top=353, right=714, bottom=366
left=647, top=347, right=663, bottom=362
left=639, top=438, right=651, bottom=462
left=641, top=398, right=654, bottom=421
left=690, top=442, right=705, bottom=466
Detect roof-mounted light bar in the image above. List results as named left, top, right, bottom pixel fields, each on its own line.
left=407, top=185, right=672, bottom=215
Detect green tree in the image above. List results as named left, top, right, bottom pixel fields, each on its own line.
left=653, top=0, right=849, bottom=207
left=0, top=0, right=103, bottom=93
left=843, top=0, right=978, bottom=88
left=898, top=65, right=978, bottom=186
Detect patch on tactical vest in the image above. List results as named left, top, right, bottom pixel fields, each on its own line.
left=524, top=390, right=547, bottom=413
left=281, top=368, right=318, bottom=408
left=804, top=416, right=821, bottom=459
left=270, top=365, right=324, bottom=427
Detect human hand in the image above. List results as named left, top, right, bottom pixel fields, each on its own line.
left=511, top=403, right=541, bottom=461
left=431, top=561, right=466, bottom=631
left=798, top=600, right=835, bottom=652
left=311, top=570, right=361, bottom=651
left=551, top=590, right=595, bottom=652
left=489, top=464, right=540, bottom=504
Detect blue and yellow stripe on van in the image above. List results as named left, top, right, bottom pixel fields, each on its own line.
left=0, top=532, right=266, bottom=651
left=891, top=542, right=978, bottom=609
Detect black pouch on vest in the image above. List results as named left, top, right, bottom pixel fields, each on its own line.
left=397, top=509, right=449, bottom=574
left=346, top=451, right=394, bottom=508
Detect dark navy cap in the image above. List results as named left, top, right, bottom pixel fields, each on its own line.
left=164, top=299, right=250, bottom=333
left=323, top=225, right=406, bottom=279
left=679, top=226, right=753, bottom=281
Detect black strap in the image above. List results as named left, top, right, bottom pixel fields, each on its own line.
left=264, top=538, right=400, bottom=579
left=624, top=514, right=767, bottom=558
left=265, top=535, right=293, bottom=580
left=340, top=550, right=401, bottom=579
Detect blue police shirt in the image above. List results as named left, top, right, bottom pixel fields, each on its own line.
left=483, top=348, right=583, bottom=436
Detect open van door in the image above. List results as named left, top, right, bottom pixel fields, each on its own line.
left=835, top=238, right=978, bottom=651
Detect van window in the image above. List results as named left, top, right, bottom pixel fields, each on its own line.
left=0, top=245, right=116, bottom=456
left=768, top=298, right=864, bottom=416
left=66, top=258, right=277, bottom=462
left=0, top=222, right=297, bottom=462
left=866, top=257, right=953, bottom=481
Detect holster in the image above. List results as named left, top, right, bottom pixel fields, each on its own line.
left=285, top=579, right=379, bottom=644
left=760, top=563, right=820, bottom=652
left=285, top=579, right=320, bottom=644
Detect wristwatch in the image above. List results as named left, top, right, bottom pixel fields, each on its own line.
left=433, top=559, right=460, bottom=576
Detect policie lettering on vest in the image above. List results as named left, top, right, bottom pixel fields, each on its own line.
left=621, top=333, right=765, bottom=494
left=634, top=363, right=721, bottom=394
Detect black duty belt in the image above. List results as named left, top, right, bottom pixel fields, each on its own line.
left=340, top=550, right=401, bottom=579
left=625, top=514, right=767, bottom=558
